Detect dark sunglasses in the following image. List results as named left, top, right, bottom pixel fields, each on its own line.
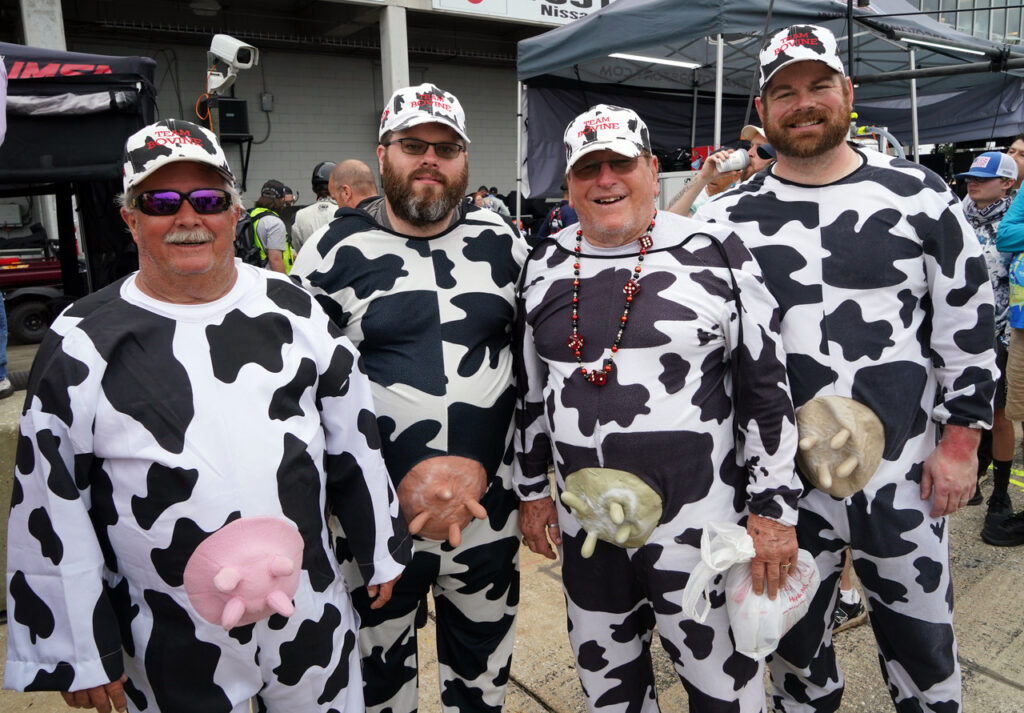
left=131, top=188, right=233, bottom=216
left=570, top=156, right=641, bottom=180
left=381, top=137, right=466, bottom=160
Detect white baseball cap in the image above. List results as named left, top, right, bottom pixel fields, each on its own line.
left=759, top=25, right=846, bottom=90
left=563, top=104, right=651, bottom=171
left=122, top=118, right=234, bottom=193
left=741, top=125, right=766, bottom=142
left=378, top=83, right=470, bottom=144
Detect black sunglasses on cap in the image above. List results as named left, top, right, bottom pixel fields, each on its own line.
left=131, top=188, right=233, bottom=216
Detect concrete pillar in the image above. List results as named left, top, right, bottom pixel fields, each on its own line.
left=19, top=0, right=67, bottom=50
left=19, top=0, right=67, bottom=269
left=380, top=4, right=410, bottom=100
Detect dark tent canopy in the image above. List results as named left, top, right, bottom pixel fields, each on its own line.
left=0, top=42, right=156, bottom=293
left=517, top=0, right=1024, bottom=197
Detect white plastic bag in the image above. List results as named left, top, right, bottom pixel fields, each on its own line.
left=725, top=548, right=819, bottom=658
left=680, top=522, right=820, bottom=659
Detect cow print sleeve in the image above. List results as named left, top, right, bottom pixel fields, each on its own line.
left=317, top=334, right=412, bottom=585
left=5, top=327, right=125, bottom=692
left=717, top=235, right=803, bottom=524
left=918, top=196, right=998, bottom=429
left=513, top=252, right=555, bottom=501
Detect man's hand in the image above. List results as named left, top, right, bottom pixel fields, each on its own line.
left=367, top=574, right=402, bottom=610
left=700, top=149, right=735, bottom=180
left=921, top=425, right=980, bottom=517
left=519, top=497, right=561, bottom=560
left=398, top=456, right=488, bottom=547
left=746, top=513, right=798, bottom=600
left=60, top=675, right=127, bottom=712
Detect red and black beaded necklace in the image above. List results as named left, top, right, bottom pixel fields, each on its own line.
left=567, top=213, right=656, bottom=386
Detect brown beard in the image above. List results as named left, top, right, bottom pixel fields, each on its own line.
left=764, top=95, right=851, bottom=159
left=381, top=155, right=469, bottom=227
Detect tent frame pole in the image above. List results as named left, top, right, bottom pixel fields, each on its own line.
left=516, top=80, right=523, bottom=221
left=714, top=34, right=723, bottom=149
left=909, top=48, right=920, bottom=163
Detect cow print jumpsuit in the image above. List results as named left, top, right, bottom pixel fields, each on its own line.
left=699, top=148, right=998, bottom=713
left=515, top=211, right=803, bottom=712
left=4, top=265, right=411, bottom=712
left=292, top=201, right=528, bottom=713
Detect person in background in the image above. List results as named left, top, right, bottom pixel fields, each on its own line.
left=953, top=152, right=1018, bottom=537
left=535, top=182, right=577, bottom=240
left=290, top=161, right=337, bottom=253
left=991, top=153, right=1024, bottom=548
left=1005, top=133, right=1024, bottom=195
left=740, top=123, right=775, bottom=179
left=667, top=149, right=744, bottom=217
left=329, top=159, right=378, bottom=213
left=250, top=179, right=294, bottom=273
left=483, top=190, right=510, bottom=216
left=293, top=159, right=379, bottom=259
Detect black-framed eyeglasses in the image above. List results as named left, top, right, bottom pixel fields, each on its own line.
left=131, top=188, right=233, bottom=216
left=381, top=137, right=466, bottom=160
left=570, top=156, right=641, bottom=180
left=965, top=175, right=1000, bottom=184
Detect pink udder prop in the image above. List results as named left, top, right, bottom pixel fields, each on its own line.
left=183, top=517, right=304, bottom=629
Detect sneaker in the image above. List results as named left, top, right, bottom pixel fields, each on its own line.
left=830, top=597, right=867, bottom=633
left=984, top=491, right=1014, bottom=528
left=981, top=509, right=1024, bottom=547
left=0, top=377, right=13, bottom=400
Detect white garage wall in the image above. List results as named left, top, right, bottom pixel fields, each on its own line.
left=76, top=40, right=520, bottom=207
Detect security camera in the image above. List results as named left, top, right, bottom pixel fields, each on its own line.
left=206, top=34, right=259, bottom=96
left=209, top=34, right=258, bottom=70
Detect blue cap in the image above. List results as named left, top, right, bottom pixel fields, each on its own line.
left=956, top=151, right=1018, bottom=181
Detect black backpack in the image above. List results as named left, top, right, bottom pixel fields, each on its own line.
left=234, top=209, right=266, bottom=267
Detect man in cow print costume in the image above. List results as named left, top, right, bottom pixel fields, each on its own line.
left=4, top=119, right=411, bottom=712
left=515, top=104, right=804, bottom=712
left=291, top=84, right=528, bottom=713
left=698, top=25, right=998, bottom=712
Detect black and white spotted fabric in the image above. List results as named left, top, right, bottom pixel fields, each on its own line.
left=292, top=201, right=528, bottom=713
left=698, top=147, right=998, bottom=713
left=514, top=211, right=803, bottom=711
left=4, top=264, right=411, bottom=712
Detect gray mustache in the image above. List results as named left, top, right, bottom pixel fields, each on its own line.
left=164, top=228, right=216, bottom=245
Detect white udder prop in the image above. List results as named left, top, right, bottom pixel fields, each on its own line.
left=795, top=395, right=885, bottom=498
left=561, top=468, right=664, bottom=558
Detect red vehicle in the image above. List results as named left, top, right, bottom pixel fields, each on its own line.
left=0, top=255, right=66, bottom=344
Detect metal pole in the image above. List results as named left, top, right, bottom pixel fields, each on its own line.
left=690, top=70, right=699, bottom=150
left=856, top=56, right=1024, bottom=83
left=847, top=0, right=854, bottom=81
left=714, top=34, right=723, bottom=149
left=909, top=48, right=920, bottom=163
left=516, top=80, right=523, bottom=223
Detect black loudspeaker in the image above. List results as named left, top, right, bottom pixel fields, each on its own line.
left=215, top=98, right=251, bottom=141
